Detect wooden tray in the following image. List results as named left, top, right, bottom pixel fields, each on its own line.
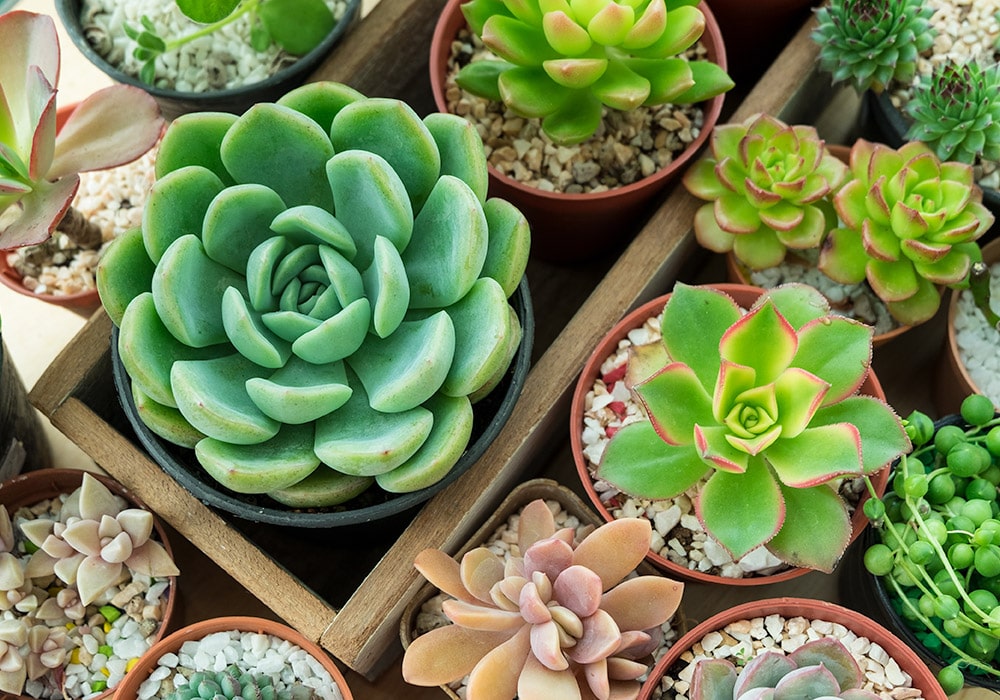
left=29, top=0, right=849, bottom=680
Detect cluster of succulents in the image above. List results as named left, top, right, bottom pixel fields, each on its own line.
left=596, top=282, right=910, bottom=573
left=97, top=81, right=530, bottom=508
left=810, top=0, right=935, bottom=94
left=863, top=394, right=1000, bottom=694
left=690, top=637, right=879, bottom=700
left=454, top=0, right=733, bottom=144
left=401, top=498, right=683, bottom=699
left=819, top=139, right=995, bottom=326
left=0, top=10, right=163, bottom=251
left=0, top=473, right=178, bottom=695
left=165, top=666, right=315, bottom=700
left=683, top=113, right=849, bottom=270
left=904, top=61, right=1000, bottom=166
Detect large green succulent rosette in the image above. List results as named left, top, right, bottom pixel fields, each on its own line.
left=97, top=82, right=530, bottom=508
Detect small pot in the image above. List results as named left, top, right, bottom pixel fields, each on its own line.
left=934, top=237, right=1000, bottom=414
left=569, top=283, right=891, bottom=585
left=55, top=0, right=362, bottom=121
left=111, top=616, right=353, bottom=700
left=429, top=0, right=729, bottom=264
left=637, top=597, right=947, bottom=700
left=0, top=468, right=178, bottom=700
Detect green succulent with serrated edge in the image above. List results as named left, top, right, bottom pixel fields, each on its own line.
left=597, top=282, right=910, bottom=572
left=455, top=0, right=733, bottom=145
left=691, top=637, right=879, bottom=700
left=811, top=0, right=935, bottom=94
left=683, top=113, right=849, bottom=270
left=96, top=81, right=530, bottom=508
left=818, top=139, right=994, bottom=327
left=905, top=61, right=1000, bottom=166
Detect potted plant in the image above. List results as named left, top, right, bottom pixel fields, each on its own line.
left=96, top=80, right=534, bottom=526
left=0, top=10, right=164, bottom=315
left=429, top=0, right=734, bottom=262
left=111, top=616, right=353, bottom=700
left=570, top=281, right=911, bottom=583
left=55, top=0, right=363, bottom=120
left=399, top=478, right=685, bottom=700
left=853, top=394, right=1000, bottom=693
left=638, top=597, right=947, bottom=700
left=0, top=468, right=179, bottom=699
left=684, top=113, right=995, bottom=335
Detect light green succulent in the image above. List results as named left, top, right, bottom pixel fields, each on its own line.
left=166, top=666, right=314, bottom=700
left=905, top=61, right=1000, bottom=166
left=819, top=139, right=995, bottom=326
left=455, top=0, right=733, bottom=145
left=597, top=282, right=910, bottom=572
left=683, top=113, right=848, bottom=270
left=96, top=81, right=531, bottom=508
left=811, top=0, right=935, bottom=93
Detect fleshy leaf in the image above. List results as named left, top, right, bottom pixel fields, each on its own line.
left=245, top=356, right=352, bottom=424
left=660, top=284, right=743, bottom=389
left=764, top=423, right=863, bottom=487
left=808, top=396, right=909, bottom=474
left=598, top=421, right=709, bottom=499
left=791, top=317, right=871, bottom=404
left=697, top=457, right=783, bottom=559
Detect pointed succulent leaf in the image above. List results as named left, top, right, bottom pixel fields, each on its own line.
left=116, top=509, right=154, bottom=545
left=635, top=363, right=713, bottom=444
left=570, top=516, right=651, bottom=590
left=130, top=383, right=206, bottom=448
left=524, top=538, right=573, bottom=583
left=0, top=174, right=78, bottom=250
left=626, top=56, right=693, bottom=104
left=78, top=473, right=124, bottom=521
left=75, top=558, right=124, bottom=606
left=289, top=297, right=371, bottom=364
left=543, top=10, right=593, bottom=55
left=542, top=57, right=608, bottom=89
left=732, top=227, right=788, bottom=270
left=518, top=499, right=557, bottom=552
left=461, top=547, right=508, bottom=603
left=691, top=658, right=738, bottom=700
left=587, top=2, right=633, bottom=46
left=591, top=59, right=650, bottom=110
left=817, top=227, right=868, bottom=284
left=671, top=61, right=735, bottom=104
left=808, top=396, right=909, bottom=474
left=465, top=626, right=532, bottom=699
left=867, top=258, right=919, bottom=302
left=697, top=458, right=783, bottom=559
left=599, top=421, right=709, bottom=499
left=402, top=624, right=516, bottom=686
left=757, top=284, right=830, bottom=330
left=600, top=575, right=682, bottom=631
left=771, top=368, right=828, bottom=440
left=733, top=652, right=799, bottom=697
left=621, top=0, right=666, bottom=49
left=790, top=317, right=871, bottom=404
left=683, top=158, right=726, bottom=201
left=413, top=548, right=479, bottom=604
left=883, top=276, right=942, bottom=326
left=765, top=423, right=863, bottom=487
left=519, top=580, right=554, bottom=624
left=564, top=609, right=621, bottom=664
left=693, top=203, right=738, bottom=253
left=222, top=287, right=293, bottom=369
left=719, top=300, right=796, bottom=384
left=361, top=236, right=410, bottom=338
left=695, top=425, right=750, bottom=472
left=100, top=531, right=134, bottom=564
left=440, top=279, right=514, bottom=397
left=60, top=520, right=103, bottom=557
left=456, top=60, right=510, bottom=103
left=773, top=661, right=842, bottom=699
left=498, top=66, right=574, bottom=119
left=660, top=283, right=743, bottom=389
left=443, top=599, right=526, bottom=631
left=483, top=15, right=557, bottom=65
left=125, top=539, right=179, bottom=578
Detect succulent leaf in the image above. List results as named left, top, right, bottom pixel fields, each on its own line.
left=697, top=457, right=784, bottom=559
left=598, top=421, right=709, bottom=498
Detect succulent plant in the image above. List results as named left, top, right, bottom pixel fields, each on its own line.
left=97, top=81, right=530, bottom=507
left=683, top=113, right=849, bottom=270
left=905, top=61, right=1000, bottom=166
left=690, top=637, right=879, bottom=700
left=0, top=10, right=163, bottom=251
left=401, top=498, right=683, bottom=699
left=166, top=665, right=315, bottom=700
left=0, top=618, right=29, bottom=694
left=19, top=472, right=179, bottom=606
left=811, top=0, right=935, bottom=94
left=597, top=282, right=910, bottom=572
left=818, top=139, right=995, bottom=326
left=454, top=0, right=734, bottom=145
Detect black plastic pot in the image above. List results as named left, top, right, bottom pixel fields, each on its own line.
left=839, top=412, right=1000, bottom=692
left=111, top=278, right=534, bottom=528
left=55, top=0, right=362, bottom=121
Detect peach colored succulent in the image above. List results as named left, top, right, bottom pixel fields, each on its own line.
left=0, top=618, right=28, bottom=693
left=402, top=499, right=683, bottom=700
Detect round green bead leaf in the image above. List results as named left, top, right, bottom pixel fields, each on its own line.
left=441, top=278, right=515, bottom=398
left=203, top=184, right=286, bottom=273
left=97, top=227, right=155, bottom=327
left=269, top=467, right=373, bottom=507
left=246, top=357, right=353, bottom=425
left=196, top=423, right=320, bottom=494
left=142, top=165, right=226, bottom=263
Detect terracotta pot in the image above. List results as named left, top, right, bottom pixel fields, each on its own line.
left=429, top=0, right=729, bottom=264
left=399, top=478, right=681, bottom=699
left=0, top=468, right=178, bottom=700
left=569, top=283, right=891, bottom=585
left=112, top=616, right=353, bottom=700
left=637, top=597, right=947, bottom=700
left=0, top=104, right=102, bottom=318
left=55, top=0, right=363, bottom=121
left=934, top=236, right=1000, bottom=414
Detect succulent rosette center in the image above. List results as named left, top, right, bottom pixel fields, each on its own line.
left=597, top=283, right=910, bottom=572
left=97, top=82, right=531, bottom=509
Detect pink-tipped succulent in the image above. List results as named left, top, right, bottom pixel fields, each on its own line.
left=597, top=282, right=911, bottom=572
left=455, top=0, right=733, bottom=145
left=691, top=637, right=879, bottom=700
left=0, top=10, right=163, bottom=250
left=818, top=139, right=995, bottom=326
left=20, top=473, right=178, bottom=606
left=401, top=498, right=684, bottom=700
left=683, top=113, right=849, bottom=270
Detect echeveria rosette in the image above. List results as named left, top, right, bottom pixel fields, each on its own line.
left=455, top=0, right=734, bottom=145
left=819, top=139, right=995, bottom=326
left=96, top=81, right=530, bottom=508
left=596, top=283, right=910, bottom=572
left=905, top=61, right=1000, bottom=165
left=811, top=0, right=935, bottom=94
left=683, top=113, right=849, bottom=270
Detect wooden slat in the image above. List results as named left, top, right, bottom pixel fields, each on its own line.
left=319, top=13, right=835, bottom=677
left=29, top=309, right=113, bottom=417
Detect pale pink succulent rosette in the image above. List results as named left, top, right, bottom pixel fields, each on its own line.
left=401, top=498, right=684, bottom=700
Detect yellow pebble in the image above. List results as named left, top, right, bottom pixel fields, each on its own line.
left=101, top=667, right=110, bottom=677
left=70, top=649, right=80, bottom=665
left=104, top=622, right=112, bottom=633
left=65, top=623, right=75, bottom=630
left=125, top=658, right=139, bottom=672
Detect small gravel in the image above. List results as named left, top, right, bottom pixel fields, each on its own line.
left=445, top=29, right=707, bottom=194
left=953, top=260, right=1000, bottom=404
left=136, top=630, right=343, bottom=700
left=651, top=613, right=923, bottom=700
left=79, top=0, right=350, bottom=93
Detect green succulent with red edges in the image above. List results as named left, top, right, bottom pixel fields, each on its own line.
left=597, top=282, right=910, bottom=572
left=818, top=139, right=995, bottom=326
left=683, top=113, right=849, bottom=270
left=455, top=0, right=733, bottom=145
